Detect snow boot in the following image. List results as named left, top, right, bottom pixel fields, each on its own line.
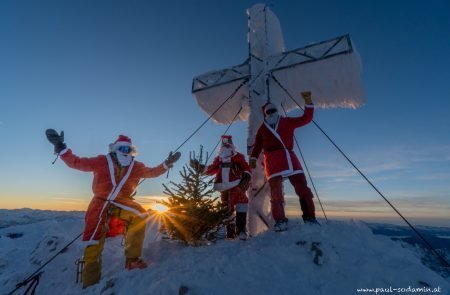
left=125, top=257, right=148, bottom=270
left=274, top=218, right=288, bottom=232
left=235, top=212, right=247, bottom=240
left=238, top=231, right=248, bottom=240
left=304, top=217, right=320, bottom=226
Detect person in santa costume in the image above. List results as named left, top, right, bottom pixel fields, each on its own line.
left=191, top=135, right=251, bottom=240
left=250, top=91, right=318, bottom=232
left=45, top=130, right=180, bottom=288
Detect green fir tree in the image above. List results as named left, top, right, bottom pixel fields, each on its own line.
left=160, top=146, right=227, bottom=245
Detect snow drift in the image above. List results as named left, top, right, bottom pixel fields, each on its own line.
left=1, top=209, right=448, bottom=295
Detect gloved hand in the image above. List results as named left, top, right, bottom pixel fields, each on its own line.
left=249, top=158, right=257, bottom=169
left=301, top=91, right=313, bottom=105
left=165, top=151, right=181, bottom=168
left=189, top=158, right=205, bottom=173
left=45, top=129, right=67, bottom=154
left=238, top=172, right=251, bottom=190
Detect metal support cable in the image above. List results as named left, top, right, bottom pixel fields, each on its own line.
left=13, top=80, right=250, bottom=295
left=271, top=74, right=450, bottom=268
left=173, top=79, right=248, bottom=154
left=163, top=78, right=248, bottom=179
left=9, top=232, right=83, bottom=295
left=280, top=103, right=327, bottom=221
left=205, top=106, right=243, bottom=165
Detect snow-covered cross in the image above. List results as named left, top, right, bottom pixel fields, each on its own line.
left=192, top=4, right=365, bottom=235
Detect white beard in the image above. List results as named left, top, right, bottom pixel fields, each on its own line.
left=116, top=151, right=132, bottom=167
left=218, top=146, right=235, bottom=163
left=265, top=114, right=280, bottom=127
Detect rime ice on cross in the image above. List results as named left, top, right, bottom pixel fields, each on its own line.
left=192, top=4, right=365, bottom=235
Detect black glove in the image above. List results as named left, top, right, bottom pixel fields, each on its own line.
left=45, top=129, right=67, bottom=154
left=165, top=151, right=181, bottom=168
left=189, top=158, right=205, bottom=173
left=238, top=172, right=251, bottom=190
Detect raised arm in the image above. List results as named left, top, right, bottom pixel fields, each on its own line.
left=139, top=151, right=181, bottom=178
left=60, top=149, right=103, bottom=172
left=138, top=163, right=168, bottom=178
left=289, top=91, right=315, bottom=128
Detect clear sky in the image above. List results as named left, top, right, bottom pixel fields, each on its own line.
left=1, top=0, right=449, bottom=226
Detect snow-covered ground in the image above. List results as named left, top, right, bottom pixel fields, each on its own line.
left=1, top=209, right=449, bottom=295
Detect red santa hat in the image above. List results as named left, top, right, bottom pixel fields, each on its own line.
left=114, top=135, right=132, bottom=146
left=109, top=135, right=137, bottom=155
left=261, top=102, right=278, bottom=116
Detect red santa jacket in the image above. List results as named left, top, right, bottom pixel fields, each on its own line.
left=250, top=105, right=314, bottom=180
left=205, top=152, right=251, bottom=192
left=60, top=149, right=167, bottom=245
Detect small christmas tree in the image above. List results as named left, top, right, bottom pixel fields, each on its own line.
left=160, top=146, right=227, bottom=246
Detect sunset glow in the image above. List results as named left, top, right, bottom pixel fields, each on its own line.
left=152, top=203, right=169, bottom=214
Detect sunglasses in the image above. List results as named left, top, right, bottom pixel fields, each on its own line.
left=117, top=146, right=132, bottom=154
left=265, top=109, right=277, bottom=115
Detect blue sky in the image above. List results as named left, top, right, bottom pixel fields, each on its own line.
left=1, top=0, right=449, bottom=226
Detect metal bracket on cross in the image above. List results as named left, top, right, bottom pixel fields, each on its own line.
left=191, top=3, right=365, bottom=236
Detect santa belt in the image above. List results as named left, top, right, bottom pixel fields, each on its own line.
left=220, top=163, right=233, bottom=168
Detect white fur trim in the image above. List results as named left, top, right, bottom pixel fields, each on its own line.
left=267, top=169, right=304, bottom=180
left=59, top=148, right=69, bottom=155
left=163, top=162, right=169, bottom=170
left=267, top=169, right=292, bottom=180
left=115, top=141, right=132, bottom=146
left=304, top=104, right=314, bottom=108
left=106, top=154, right=117, bottom=187
left=87, top=156, right=135, bottom=244
left=83, top=239, right=100, bottom=246
left=213, top=179, right=241, bottom=192
left=286, top=170, right=304, bottom=177
left=109, top=142, right=137, bottom=156
left=111, top=201, right=148, bottom=217
left=263, top=121, right=296, bottom=178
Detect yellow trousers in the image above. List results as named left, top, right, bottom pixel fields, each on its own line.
left=82, top=206, right=147, bottom=288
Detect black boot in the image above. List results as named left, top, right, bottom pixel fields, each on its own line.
left=300, top=198, right=308, bottom=222
left=226, top=222, right=236, bottom=239
left=236, top=212, right=247, bottom=240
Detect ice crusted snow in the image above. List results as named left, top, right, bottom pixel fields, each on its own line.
left=1, top=209, right=449, bottom=295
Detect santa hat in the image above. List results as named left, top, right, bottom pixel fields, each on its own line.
left=261, top=102, right=278, bottom=116
left=115, top=135, right=132, bottom=146
left=221, top=135, right=233, bottom=145
left=109, top=135, right=137, bottom=155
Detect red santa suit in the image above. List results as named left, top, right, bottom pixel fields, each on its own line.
left=60, top=147, right=167, bottom=245
left=251, top=103, right=316, bottom=222
left=205, top=149, right=251, bottom=213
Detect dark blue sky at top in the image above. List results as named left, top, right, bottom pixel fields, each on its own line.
left=0, top=0, right=449, bottom=224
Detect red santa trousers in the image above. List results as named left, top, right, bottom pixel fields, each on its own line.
left=268, top=173, right=315, bottom=221
left=220, top=186, right=248, bottom=215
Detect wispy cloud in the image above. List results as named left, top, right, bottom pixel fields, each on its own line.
left=304, top=144, right=450, bottom=185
